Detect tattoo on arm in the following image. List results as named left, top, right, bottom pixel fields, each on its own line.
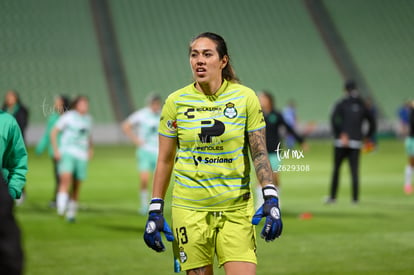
left=248, top=128, right=273, bottom=187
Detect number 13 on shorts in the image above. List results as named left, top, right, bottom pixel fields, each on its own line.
left=173, top=226, right=189, bottom=273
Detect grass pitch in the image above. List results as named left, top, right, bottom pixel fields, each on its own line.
left=16, top=139, right=414, bottom=274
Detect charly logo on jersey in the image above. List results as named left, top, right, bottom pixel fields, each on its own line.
left=193, top=155, right=233, bottom=166
left=184, top=108, right=195, bottom=119
left=223, top=102, right=237, bottom=119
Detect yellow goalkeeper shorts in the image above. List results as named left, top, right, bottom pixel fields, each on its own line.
left=172, top=206, right=257, bottom=271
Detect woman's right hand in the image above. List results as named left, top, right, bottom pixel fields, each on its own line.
left=340, top=133, right=349, bottom=147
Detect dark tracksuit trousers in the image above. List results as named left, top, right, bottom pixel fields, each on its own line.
left=330, top=147, right=360, bottom=202
left=0, top=170, right=23, bottom=275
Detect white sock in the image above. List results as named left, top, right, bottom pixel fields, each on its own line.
left=57, top=192, right=69, bottom=216
left=140, top=190, right=148, bottom=209
left=405, top=166, right=412, bottom=186
left=66, top=200, right=78, bottom=219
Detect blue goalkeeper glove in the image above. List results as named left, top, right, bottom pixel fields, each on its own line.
left=143, top=199, right=174, bottom=252
left=252, top=185, right=283, bottom=242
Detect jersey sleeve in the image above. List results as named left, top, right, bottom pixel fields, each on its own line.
left=158, top=94, right=177, bottom=138
left=55, top=112, right=69, bottom=130
left=246, top=91, right=266, bottom=132
left=35, top=114, right=55, bottom=154
left=126, top=110, right=142, bottom=126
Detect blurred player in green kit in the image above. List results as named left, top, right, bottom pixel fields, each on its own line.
left=36, top=95, right=70, bottom=207
left=51, top=96, right=93, bottom=222
left=122, top=94, right=162, bottom=214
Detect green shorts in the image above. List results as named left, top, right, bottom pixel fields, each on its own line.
left=268, top=152, right=281, bottom=172
left=136, top=148, right=157, bottom=172
left=172, top=207, right=257, bottom=271
left=58, top=153, right=88, bottom=181
left=405, top=137, right=414, bottom=156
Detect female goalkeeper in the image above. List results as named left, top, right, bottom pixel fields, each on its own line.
left=143, top=32, right=283, bottom=275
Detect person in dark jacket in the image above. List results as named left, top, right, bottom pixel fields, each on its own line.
left=327, top=80, right=376, bottom=204
left=0, top=110, right=28, bottom=275
left=3, top=90, right=29, bottom=204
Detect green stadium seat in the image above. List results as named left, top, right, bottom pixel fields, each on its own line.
left=0, top=0, right=114, bottom=124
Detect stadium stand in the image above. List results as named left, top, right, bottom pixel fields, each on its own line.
left=2, top=0, right=412, bottom=143
left=0, top=0, right=114, bottom=124
left=324, top=0, right=414, bottom=119
left=109, top=0, right=342, bottom=123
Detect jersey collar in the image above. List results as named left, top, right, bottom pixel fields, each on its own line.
left=192, top=79, right=229, bottom=100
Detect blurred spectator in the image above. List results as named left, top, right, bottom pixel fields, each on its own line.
left=403, top=100, right=414, bottom=195
left=363, top=96, right=378, bottom=150
left=35, top=95, right=70, bottom=208
left=397, top=100, right=411, bottom=137
left=282, top=99, right=297, bottom=149
left=2, top=90, right=29, bottom=141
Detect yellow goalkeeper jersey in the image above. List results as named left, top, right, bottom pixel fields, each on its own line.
left=159, top=80, right=265, bottom=211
